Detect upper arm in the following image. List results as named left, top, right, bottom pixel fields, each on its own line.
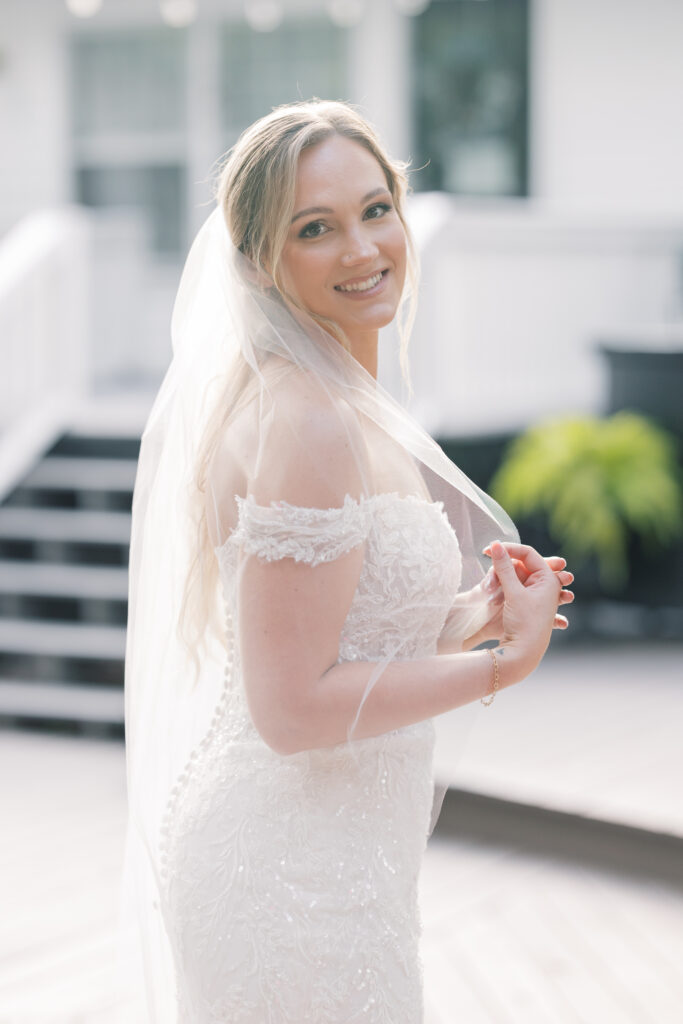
left=229, top=386, right=371, bottom=754
left=237, top=532, right=365, bottom=754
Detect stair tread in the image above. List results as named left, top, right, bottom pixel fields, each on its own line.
left=0, top=618, right=126, bottom=659
left=0, top=561, right=128, bottom=599
left=0, top=679, right=124, bottom=722
left=22, top=457, right=138, bottom=492
left=0, top=508, right=131, bottom=544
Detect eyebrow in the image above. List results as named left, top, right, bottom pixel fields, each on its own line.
left=290, top=187, right=391, bottom=225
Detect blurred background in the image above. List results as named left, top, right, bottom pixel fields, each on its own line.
left=0, top=0, right=682, bottom=1021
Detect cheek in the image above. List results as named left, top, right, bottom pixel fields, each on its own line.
left=280, top=247, right=328, bottom=299
left=390, top=232, right=408, bottom=286
left=386, top=223, right=407, bottom=269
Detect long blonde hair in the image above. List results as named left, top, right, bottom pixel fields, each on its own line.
left=178, top=99, right=420, bottom=675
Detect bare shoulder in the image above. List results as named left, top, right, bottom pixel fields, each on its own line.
left=252, top=370, right=371, bottom=507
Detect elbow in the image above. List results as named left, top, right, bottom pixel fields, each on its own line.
left=257, top=719, right=306, bottom=757
left=247, top=692, right=315, bottom=757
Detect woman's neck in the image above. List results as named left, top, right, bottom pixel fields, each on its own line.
left=348, top=330, right=379, bottom=380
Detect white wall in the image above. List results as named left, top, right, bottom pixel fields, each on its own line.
left=531, top=0, right=683, bottom=215
left=385, top=196, right=683, bottom=438
left=0, top=1, right=71, bottom=234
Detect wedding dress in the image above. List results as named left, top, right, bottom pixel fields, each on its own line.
left=118, top=206, right=517, bottom=1022
left=157, top=491, right=461, bottom=1023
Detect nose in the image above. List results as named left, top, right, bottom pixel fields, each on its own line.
left=340, top=228, right=379, bottom=267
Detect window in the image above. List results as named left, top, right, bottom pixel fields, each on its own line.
left=70, top=28, right=187, bottom=256
left=412, top=0, right=529, bottom=195
left=221, top=19, right=348, bottom=139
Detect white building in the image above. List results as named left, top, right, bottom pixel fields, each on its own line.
left=1, top=0, right=682, bottom=453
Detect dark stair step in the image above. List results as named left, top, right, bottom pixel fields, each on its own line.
left=21, top=456, right=138, bottom=492
left=7, top=456, right=138, bottom=512
left=0, top=560, right=128, bottom=624
left=0, top=508, right=131, bottom=564
left=0, top=618, right=125, bottom=686
left=48, top=434, right=141, bottom=460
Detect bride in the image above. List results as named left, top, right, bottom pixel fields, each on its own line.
left=119, top=99, right=573, bottom=1023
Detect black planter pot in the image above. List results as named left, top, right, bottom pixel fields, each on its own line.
left=598, top=331, right=683, bottom=439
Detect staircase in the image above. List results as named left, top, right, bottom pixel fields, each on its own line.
left=0, top=433, right=140, bottom=738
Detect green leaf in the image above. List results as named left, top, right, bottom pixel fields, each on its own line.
left=490, top=412, right=683, bottom=587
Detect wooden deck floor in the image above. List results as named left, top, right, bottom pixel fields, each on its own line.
left=1, top=730, right=682, bottom=1023
left=434, top=639, right=683, bottom=839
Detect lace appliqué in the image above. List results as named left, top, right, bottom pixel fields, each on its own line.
left=228, top=492, right=369, bottom=566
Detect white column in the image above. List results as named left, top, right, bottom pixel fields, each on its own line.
left=186, top=19, right=225, bottom=238
left=347, top=0, right=413, bottom=163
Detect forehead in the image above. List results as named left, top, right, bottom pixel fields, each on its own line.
left=294, top=135, right=388, bottom=203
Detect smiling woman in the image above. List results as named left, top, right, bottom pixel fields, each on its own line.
left=279, top=139, right=407, bottom=377
left=119, top=99, right=571, bottom=1023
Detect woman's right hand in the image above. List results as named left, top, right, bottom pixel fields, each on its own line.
left=487, top=540, right=564, bottom=685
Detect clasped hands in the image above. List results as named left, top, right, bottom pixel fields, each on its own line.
left=462, top=540, right=575, bottom=652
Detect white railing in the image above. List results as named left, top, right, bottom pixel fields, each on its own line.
left=0, top=206, right=91, bottom=501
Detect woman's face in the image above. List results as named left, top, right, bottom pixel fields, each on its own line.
left=278, top=135, right=408, bottom=347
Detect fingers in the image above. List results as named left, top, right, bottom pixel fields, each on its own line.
left=484, top=541, right=550, bottom=576
left=488, top=540, right=525, bottom=595
left=488, top=567, right=574, bottom=605
left=553, top=614, right=569, bottom=629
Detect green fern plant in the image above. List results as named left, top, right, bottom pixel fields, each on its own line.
left=490, top=412, right=683, bottom=588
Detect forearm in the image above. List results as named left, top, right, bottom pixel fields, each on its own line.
left=438, top=633, right=486, bottom=655
left=275, top=647, right=516, bottom=755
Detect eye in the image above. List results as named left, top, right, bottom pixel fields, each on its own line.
left=364, top=202, right=392, bottom=220
left=299, top=219, right=329, bottom=239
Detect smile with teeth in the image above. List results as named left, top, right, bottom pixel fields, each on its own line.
left=335, top=271, right=385, bottom=293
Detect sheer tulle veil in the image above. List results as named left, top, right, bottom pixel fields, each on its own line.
left=116, top=126, right=518, bottom=1019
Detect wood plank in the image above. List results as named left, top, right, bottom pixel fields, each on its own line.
left=24, top=457, right=138, bottom=492
left=0, top=618, right=125, bottom=658
left=0, top=507, right=131, bottom=543
left=3, top=731, right=683, bottom=1022
left=0, top=560, right=128, bottom=599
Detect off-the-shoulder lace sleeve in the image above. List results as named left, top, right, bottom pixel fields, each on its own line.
left=229, top=493, right=369, bottom=567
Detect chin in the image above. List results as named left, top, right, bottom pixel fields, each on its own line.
left=350, top=304, right=400, bottom=331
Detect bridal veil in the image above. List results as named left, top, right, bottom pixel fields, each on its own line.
left=116, top=167, right=517, bottom=1020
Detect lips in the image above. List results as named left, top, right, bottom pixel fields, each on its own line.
left=334, top=270, right=388, bottom=293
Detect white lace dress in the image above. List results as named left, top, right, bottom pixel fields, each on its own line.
left=158, top=492, right=462, bottom=1023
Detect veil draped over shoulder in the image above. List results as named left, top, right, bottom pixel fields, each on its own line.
left=116, top=204, right=518, bottom=1019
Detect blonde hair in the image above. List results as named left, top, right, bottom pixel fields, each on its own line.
left=178, top=99, right=420, bottom=676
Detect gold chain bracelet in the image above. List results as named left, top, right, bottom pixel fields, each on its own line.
left=480, top=648, right=499, bottom=707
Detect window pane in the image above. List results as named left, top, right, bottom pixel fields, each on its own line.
left=71, top=28, right=186, bottom=137
left=221, top=18, right=348, bottom=137
left=77, top=165, right=185, bottom=255
left=413, top=0, right=529, bottom=195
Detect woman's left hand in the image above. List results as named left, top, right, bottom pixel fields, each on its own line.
left=465, top=554, right=574, bottom=649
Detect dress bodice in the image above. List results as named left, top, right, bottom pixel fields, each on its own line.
left=212, top=492, right=462, bottom=745
left=218, top=491, right=462, bottom=660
